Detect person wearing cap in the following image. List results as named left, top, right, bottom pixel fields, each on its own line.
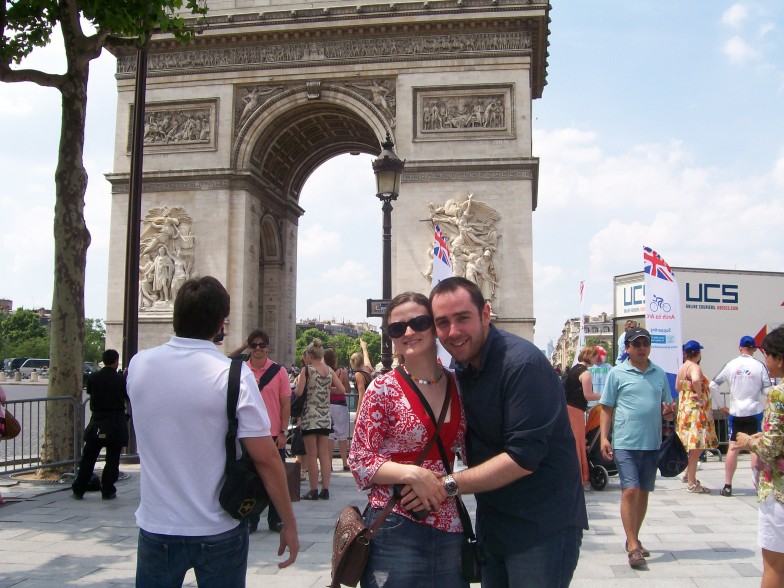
left=600, top=327, right=675, bottom=567
left=709, top=335, right=772, bottom=497
left=676, top=340, right=719, bottom=494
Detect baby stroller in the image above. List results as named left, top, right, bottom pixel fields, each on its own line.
left=585, top=405, right=618, bottom=490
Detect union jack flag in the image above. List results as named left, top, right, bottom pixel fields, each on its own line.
left=433, top=224, right=452, bottom=269
left=643, top=246, right=674, bottom=282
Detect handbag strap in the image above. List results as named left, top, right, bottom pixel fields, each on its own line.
left=396, top=366, right=478, bottom=543
left=224, top=358, right=244, bottom=467
left=366, top=380, right=451, bottom=538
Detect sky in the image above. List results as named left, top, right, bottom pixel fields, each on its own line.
left=1, top=1, right=783, bottom=352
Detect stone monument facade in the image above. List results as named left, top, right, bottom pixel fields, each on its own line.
left=104, top=0, right=550, bottom=366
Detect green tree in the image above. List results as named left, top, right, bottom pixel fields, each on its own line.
left=0, top=308, right=47, bottom=343
left=1, top=0, right=207, bottom=472
left=83, top=318, right=106, bottom=363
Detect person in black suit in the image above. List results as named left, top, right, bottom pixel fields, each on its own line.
left=72, top=349, right=129, bottom=500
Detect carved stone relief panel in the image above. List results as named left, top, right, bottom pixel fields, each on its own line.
left=117, top=31, right=532, bottom=77
left=128, top=99, right=218, bottom=153
left=413, top=84, right=514, bottom=141
left=139, top=206, right=196, bottom=311
left=425, top=193, right=501, bottom=309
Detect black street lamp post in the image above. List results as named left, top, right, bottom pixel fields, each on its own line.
left=372, top=134, right=405, bottom=373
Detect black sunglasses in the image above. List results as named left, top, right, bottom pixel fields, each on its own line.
left=386, top=315, right=433, bottom=338
left=248, top=342, right=268, bottom=349
left=630, top=339, right=651, bottom=348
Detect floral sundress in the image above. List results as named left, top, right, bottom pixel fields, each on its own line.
left=676, top=375, right=719, bottom=451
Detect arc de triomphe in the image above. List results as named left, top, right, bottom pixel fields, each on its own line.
left=104, top=0, right=550, bottom=366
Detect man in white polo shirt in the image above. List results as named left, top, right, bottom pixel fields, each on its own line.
left=710, top=335, right=772, bottom=497
left=127, top=276, right=298, bottom=586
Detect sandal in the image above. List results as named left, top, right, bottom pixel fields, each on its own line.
left=627, top=548, right=646, bottom=567
left=625, top=540, right=650, bottom=558
left=301, top=489, right=319, bottom=500
left=687, top=483, right=711, bottom=494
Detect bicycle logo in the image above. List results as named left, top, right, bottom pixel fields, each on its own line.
left=649, top=295, right=671, bottom=313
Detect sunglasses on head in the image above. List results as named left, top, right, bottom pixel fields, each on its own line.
left=248, top=342, right=268, bottom=349
left=386, top=315, right=433, bottom=338
left=630, top=339, right=651, bottom=348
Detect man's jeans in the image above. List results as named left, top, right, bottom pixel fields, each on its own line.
left=481, top=526, right=582, bottom=588
left=136, top=522, right=249, bottom=588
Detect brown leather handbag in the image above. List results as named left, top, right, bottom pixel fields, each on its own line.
left=330, top=383, right=450, bottom=588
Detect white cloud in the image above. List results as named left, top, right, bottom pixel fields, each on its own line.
left=722, top=35, right=759, bottom=65
left=759, top=23, right=775, bottom=37
left=297, top=223, right=342, bottom=257
left=722, top=4, right=749, bottom=27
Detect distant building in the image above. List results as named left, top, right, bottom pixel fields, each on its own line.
left=0, top=299, right=11, bottom=314
left=296, top=319, right=379, bottom=339
left=551, top=312, right=613, bottom=369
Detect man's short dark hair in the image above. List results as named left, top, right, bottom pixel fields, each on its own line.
left=429, top=276, right=485, bottom=314
left=173, top=277, right=230, bottom=340
left=102, top=349, right=120, bottom=365
left=247, top=329, right=269, bottom=346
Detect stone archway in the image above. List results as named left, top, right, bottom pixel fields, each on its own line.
left=104, top=0, right=550, bottom=366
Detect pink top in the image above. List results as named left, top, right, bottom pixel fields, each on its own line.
left=246, top=358, right=291, bottom=437
left=348, top=369, right=466, bottom=533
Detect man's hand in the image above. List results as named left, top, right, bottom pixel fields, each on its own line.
left=277, top=526, right=299, bottom=568
left=662, top=402, right=676, bottom=419
left=276, top=434, right=287, bottom=450
left=600, top=437, right=613, bottom=461
left=720, top=407, right=730, bottom=415
left=398, top=466, right=447, bottom=514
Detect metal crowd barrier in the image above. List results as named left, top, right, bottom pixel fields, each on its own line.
left=1, top=396, right=84, bottom=475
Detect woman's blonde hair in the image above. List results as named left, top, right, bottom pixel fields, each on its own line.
left=306, top=338, right=325, bottom=360
left=349, top=351, right=364, bottom=371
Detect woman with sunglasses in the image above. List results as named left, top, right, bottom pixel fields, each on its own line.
left=675, top=340, right=718, bottom=494
left=737, top=326, right=784, bottom=588
left=294, top=338, right=345, bottom=500
left=349, top=292, right=468, bottom=588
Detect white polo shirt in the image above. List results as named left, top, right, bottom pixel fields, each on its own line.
left=127, top=336, right=270, bottom=536
left=710, top=354, right=772, bottom=417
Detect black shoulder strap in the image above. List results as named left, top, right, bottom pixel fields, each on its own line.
left=224, top=359, right=244, bottom=462
left=257, top=362, right=282, bottom=391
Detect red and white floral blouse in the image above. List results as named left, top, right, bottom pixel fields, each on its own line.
left=348, top=368, right=466, bottom=533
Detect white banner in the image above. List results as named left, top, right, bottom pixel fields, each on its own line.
left=432, top=225, right=454, bottom=368
left=643, top=246, right=683, bottom=398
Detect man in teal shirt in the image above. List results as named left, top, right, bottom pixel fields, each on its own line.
left=600, top=327, right=675, bottom=568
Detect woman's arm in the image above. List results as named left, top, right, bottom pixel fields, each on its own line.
left=580, top=370, right=601, bottom=402
left=356, top=372, right=368, bottom=410
left=740, top=391, right=784, bottom=466
left=294, top=367, right=307, bottom=397
left=360, top=339, right=372, bottom=371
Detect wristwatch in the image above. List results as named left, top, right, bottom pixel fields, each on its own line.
left=443, top=474, right=459, bottom=497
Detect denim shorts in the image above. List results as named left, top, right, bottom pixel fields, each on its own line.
left=361, top=508, right=467, bottom=588
left=613, top=449, right=659, bottom=491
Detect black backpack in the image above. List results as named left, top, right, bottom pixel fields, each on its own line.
left=291, top=366, right=309, bottom=419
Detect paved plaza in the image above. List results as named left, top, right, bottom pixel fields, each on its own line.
left=0, top=455, right=764, bottom=587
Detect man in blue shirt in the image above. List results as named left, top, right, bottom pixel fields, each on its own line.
left=600, top=327, right=675, bottom=568
left=431, top=277, right=587, bottom=587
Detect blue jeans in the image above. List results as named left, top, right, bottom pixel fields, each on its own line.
left=361, top=508, right=468, bottom=588
left=613, top=449, right=658, bottom=491
left=481, top=526, right=582, bottom=588
left=136, top=522, right=249, bottom=588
